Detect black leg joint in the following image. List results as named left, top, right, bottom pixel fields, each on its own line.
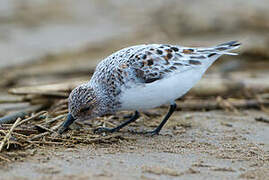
left=94, top=111, right=140, bottom=134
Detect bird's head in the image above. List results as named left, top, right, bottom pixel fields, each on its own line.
left=67, top=84, right=100, bottom=122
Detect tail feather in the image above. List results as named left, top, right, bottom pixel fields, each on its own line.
left=196, top=40, right=241, bottom=56
left=215, top=41, right=241, bottom=52
left=217, top=41, right=241, bottom=47
left=214, top=41, right=241, bottom=56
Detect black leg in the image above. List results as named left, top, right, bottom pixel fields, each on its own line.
left=94, top=111, right=140, bottom=133
left=58, top=113, right=76, bottom=134
left=133, top=103, right=177, bottom=136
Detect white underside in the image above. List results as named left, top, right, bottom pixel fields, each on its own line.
left=119, top=66, right=210, bottom=110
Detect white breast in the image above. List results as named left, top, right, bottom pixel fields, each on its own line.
left=119, top=66, right=209, bottom=110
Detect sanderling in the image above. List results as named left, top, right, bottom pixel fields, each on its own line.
left=58, top=41, right=241, bottom=135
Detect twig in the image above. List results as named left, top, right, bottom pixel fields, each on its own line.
left=17, top=111, right=47, bottom=126
left=256, top=95, right=269, bottom=114
left=0, top=105, right=43, bottom=124
left=51, top=121, right=64, bottom=131
left=53, top=109, right=68, bottom=116
left=35, top=125, right=55, bottom=133
left=29, top=122, right=62, bottom=141
left=10, top=131, right=28, bottom=138
left=29, top=132, right=49, bottom=141
left=0, top=130, right=6, bottom=136
left=0, top=118, right=21, bottom=152
left=7, top=140, right=23, bottom=149
left=99, top=116, right=117, bottom=128
left=216, top=96, right=240, bottom=114
left=0, top=154, right=11, bottom=162
left=46, top=136, right=76, bottom=143
left=0, top=127, right=38, bottom=136
left=28, top=141, right=64, bottom=145
left=43, top=114, right=66, bottom=125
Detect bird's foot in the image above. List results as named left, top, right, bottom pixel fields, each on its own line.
left=94, top=127, right=115, bottom=134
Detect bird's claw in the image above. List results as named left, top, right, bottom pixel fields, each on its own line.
left=94, top=127, right=114, bottom=134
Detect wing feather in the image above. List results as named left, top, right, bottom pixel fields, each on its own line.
left=121, top=41, right=240, bottom=84
left=124, top=44, right=204, bottom=84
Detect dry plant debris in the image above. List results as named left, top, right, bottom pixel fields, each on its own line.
left=0, top=74, right=269, bottom=164
left=0, top=105, right=132, bottom=163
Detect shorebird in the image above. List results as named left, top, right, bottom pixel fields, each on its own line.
left=58, top=41, right=241, bottom=135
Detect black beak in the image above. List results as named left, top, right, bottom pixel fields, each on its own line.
left=58, top=113, right=76, bottom=134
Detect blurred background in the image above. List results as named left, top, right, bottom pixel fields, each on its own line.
left=0, top=1, right=269, bottom=179
left=1, top=0, right=269, bottom=108
left=0, top=0, right=268, bottom=71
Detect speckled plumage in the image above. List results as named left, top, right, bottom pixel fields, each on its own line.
left=62, top=41, right=240, bottom=134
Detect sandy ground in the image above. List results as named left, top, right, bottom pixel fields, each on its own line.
left=0, top=1, right=269, bottom=179
left=1, top=109, right=269, bottom=180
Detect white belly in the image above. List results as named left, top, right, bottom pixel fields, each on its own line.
left=119, top=67, right=206, bottom=110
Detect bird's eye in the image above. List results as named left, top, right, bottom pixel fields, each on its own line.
left=80, top=106, right=92, bottom=113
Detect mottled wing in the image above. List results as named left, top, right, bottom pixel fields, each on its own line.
left=123, top=41, right=240, bottom=84
left=124, top=44, right=205, bottom=84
